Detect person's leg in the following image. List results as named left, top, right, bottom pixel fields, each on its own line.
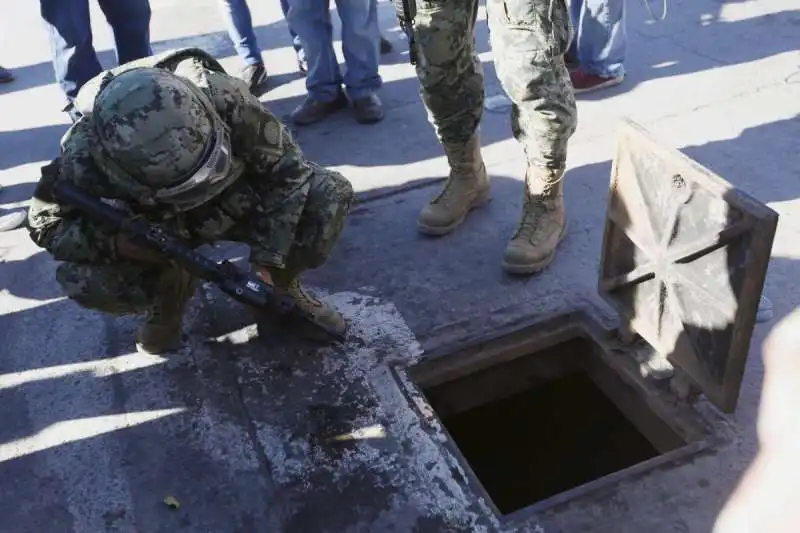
left=279, top=164, right=354, bottom=275
left=485, top=0, right=578, bottom=273
left=56, top=261, right=197, bottom=354
left=412, top=0, right=489, bottom=236
left=280, top=0, right=303, bottom=53
left=242, top=165, right=354, bottom=338
left=566, top=0, right=584, bottom=67
left=286, top=0, right=348, bottom=125
left=40, top=0, right=103, bottom=112
left=570, top=0, right=626, bottom=93
left=216, top=0, right=268, bottom=94
left=336, top=0, right=383, bottom=123
left=281, top=0, right=308, bottom=72
left=97, top=0, right=152, bottom=66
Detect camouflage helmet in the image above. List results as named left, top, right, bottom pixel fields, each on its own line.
left=89, top=67, right=238, bottom=211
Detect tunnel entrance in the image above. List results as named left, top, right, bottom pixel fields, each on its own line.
left=402, top=119, right=775, bottom=518
left=418, top=334, right=691, bottom=516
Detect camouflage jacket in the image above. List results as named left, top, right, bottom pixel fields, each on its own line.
left=28, top=48, right=313, bottom=270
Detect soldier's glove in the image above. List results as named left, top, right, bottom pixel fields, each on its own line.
left=115, top=234, right=167, bottom=264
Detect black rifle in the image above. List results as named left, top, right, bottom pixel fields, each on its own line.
left=391, top=0, right=417, bottom=65
left=53, top=180, right=345, bottom=343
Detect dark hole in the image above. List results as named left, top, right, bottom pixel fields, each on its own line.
left=422, top=338, right=663, bottom=515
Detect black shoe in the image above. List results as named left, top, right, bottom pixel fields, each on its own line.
left=379, top=36, right=393, bottom=54
left=241, top=63, right=268, bottom=96
left=291, top=91, right=349, bottom=125
left=0, top=66, right=13, bottom=83
left=352, top=93, right=384, bottom=124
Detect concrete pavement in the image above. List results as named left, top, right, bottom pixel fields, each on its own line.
left=0, top=0, right=798, bottom=531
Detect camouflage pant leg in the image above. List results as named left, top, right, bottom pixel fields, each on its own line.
left=55, top=261, right=171, bottom=315
left=485, top=0, right=577, bottom=169
left=412, top=0, right=484, bottom=146
left=281, top=165, right=355, bottom=276
left=242, top=165, right=355, bottom=278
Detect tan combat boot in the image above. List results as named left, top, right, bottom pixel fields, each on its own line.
left=269, top=270, right=347, bottom=340
left=418, top=133, right=491, bottom=235
left=502, top=167, right=568, bottom=274
left=136, top=266, right=197, bottom=355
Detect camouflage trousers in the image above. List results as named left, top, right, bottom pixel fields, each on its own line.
left=412, top=0, right=578, bottom=169
left=55, top=169, right=354, bottom=315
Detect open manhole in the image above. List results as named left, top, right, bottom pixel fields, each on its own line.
left=410, top=319, right=707, bottom=517
left=418, top=329, right=694, bottom=515
left=400, top=119, right=778, bottom=520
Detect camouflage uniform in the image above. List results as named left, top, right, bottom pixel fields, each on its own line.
left=411, top=0, right=578, bottom=273
left=28, top=48, right=354, bottom=352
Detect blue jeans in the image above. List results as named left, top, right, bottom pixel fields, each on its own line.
left=221, top=0, right=303, bottom=66
left=40, top=0, right=152, bottom=107
left=568, top=0, right=626, bottom=78
left=279, top=0, right=304, bottom=56
left=219, top=0, right=263, bottom=66
left=285, top=0, right=382, bottom=101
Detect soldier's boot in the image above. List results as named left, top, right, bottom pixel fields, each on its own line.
left=136, top=267, right=197, bottom=355
left=502, top=167, right=568, bottom=274
left=417, top=133, right=491, bottom=236
left=269, top=270, right=347, bottom=340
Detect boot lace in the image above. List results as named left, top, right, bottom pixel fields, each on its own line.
left=513, top=196, right=550, bottom=242
left=287, top=279, right=322, bottom=309
left=431, top=162, right=486, bottom=205
left=513, top=170, right=564, bottom=241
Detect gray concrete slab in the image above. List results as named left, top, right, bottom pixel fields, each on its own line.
left=1, top=0, right=799, bottom=531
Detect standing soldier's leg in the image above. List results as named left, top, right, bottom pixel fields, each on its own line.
left=486, top=0, right=577, bottom=273
left=56, top=261, right=197, bottom=355
left=412, top=0, right=490, bottom=236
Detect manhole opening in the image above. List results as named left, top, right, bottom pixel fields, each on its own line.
left=418, top=334, right=690, bottom=516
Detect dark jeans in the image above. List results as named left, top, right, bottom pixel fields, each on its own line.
left=279, top=0, right=303, bottom=54
left=40, top=0, right=153, bottom=108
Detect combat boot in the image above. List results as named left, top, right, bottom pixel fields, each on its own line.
left=136, top=266, right=197, bottom=355
left=502, top=167, right=568, bottom=274
left=269, top=270, right=347, bottom=340
left=418, top=133, right=491, bottom=236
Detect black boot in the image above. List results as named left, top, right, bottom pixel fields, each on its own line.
left=291, top=91, right=349, bottom=125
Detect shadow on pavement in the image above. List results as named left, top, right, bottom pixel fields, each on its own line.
left=0, top=124, right=68, bottom=174
left=266, top=58, right=508, bottom=169
left=0, top=115, right=796, bottom=533
left=680, top=114, right=800, bottom=203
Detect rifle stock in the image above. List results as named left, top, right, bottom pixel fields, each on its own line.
left=53, top=180, right=345, bottom=343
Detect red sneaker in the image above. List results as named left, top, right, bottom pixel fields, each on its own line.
left=570, top=68, right=624, bottom=94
